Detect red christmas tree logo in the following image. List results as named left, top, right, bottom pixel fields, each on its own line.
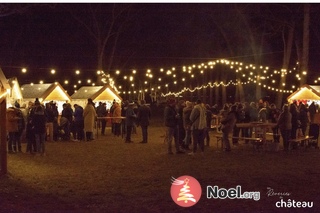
left=170, top=175, right=202, bottom=207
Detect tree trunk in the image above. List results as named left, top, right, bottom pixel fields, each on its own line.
left=300, top=3, right=310, bottom=86
left=235, top=5, right=263, bottom=101
left=276, top=23, right=295, bottom=108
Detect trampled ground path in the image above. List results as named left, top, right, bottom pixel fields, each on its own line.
left=1, top=125, right=320, bottom=213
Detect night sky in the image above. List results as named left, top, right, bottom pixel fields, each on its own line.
left=1, top=3, right=320, bottom=97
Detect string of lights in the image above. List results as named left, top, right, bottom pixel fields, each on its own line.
left=3, top=58, right=311, bottom=98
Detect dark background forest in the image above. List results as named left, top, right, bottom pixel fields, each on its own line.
left=0, top=3, right=319, bottom=107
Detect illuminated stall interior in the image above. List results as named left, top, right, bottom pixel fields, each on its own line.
left=21, top=82, right=72, bottom=113
left=7, top=77, right=23, bottom=108
left=287, top=84, right=320, bottom=105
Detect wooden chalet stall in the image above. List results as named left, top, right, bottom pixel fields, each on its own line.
left=287, top=84, right=320, bottom=124
left=21, top=83, right=72, bottom=114
left=71, top=85, right=122, bottom=109
left=287, top=84, right=320, bottom=146
left=0, top=68, right=11, bottom=175
left=287, top=84, right=320, bottom=105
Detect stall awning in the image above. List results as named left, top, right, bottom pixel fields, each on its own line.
left=287, top=84, right=320, bottom=101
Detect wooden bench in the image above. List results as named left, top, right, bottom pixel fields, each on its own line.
left=232, top=137, right=265, bottom=151
left=216, top=135, right=267, bottom=151
left=288, top=136, right=313, bottom=150
left=265, top=133, right=281, bottom=137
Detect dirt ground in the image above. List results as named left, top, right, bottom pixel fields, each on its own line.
left=1, top=124, right=320, bottom=213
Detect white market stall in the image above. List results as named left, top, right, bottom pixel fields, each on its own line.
left=21, top=82, right=72, bottom=113
left=7, top=77, right=23, bottom=108
left=71, top=85, right=122, bottom=109
left=287, top=84, right=320, bottom=105
left=287, top=84, right=320, bottom=124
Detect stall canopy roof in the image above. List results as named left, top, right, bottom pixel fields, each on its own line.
left=0, top=67, right=10, bottom=90
left=21, top=83, right=71, bottom=102
left=287, top=84, right=320, bottom=101
left=8, top=77, right=23, bottom=100
left=71, top=85, right=122, bottom=101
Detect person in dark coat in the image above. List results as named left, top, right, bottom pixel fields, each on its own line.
left=125, top=102, right=136, bottom=143
left=14, top=102, right=25, bottom=152
left=25, top=102, right=36, bottom=153
left=205, top=104, right=213, bottom=146
left=182, top=101, right=193, bottom=150
left=96, top=102, right=108, bottom=135
left=73, top=104, right=85, bottom=141
left=176, top=100, right=186, bottom=148
left=270, top=103, right=281, bottom=143
left=164, top=98, right=184, bottom=154
left=308, top=101, right=317, bottom=123
left=30, top=100, right=47, bottom=155
left=220, top=105, right=237, bottom=152
left=299, top=103, right=309, bottom=137
left=289, top=102, right=300, bottom=139
left=61, top=103, right=73, bottom=140
left=277, top=104, right=292, bottom=151
left=137, top=100, right=151, bottom=143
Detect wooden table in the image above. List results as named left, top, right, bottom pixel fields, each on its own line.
left=236, top=122, right=277, bottom=151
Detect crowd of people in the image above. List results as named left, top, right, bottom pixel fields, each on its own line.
left=164, top=98, right=319, bottom=154
left=6, top=98, right=152, bottom=155
left=6, top=96, right=319, bottom=155
left=164, top=99, right=212, bottom=155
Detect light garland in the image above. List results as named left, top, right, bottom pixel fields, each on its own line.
left=161, top=80, right=247, bottom=97
left=110, top=58, right=303, bottom=96
left=2, top=57, right=313, bottom=99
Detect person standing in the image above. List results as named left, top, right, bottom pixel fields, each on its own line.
left=50, top=102, right=59, bottom=141
left=242, top=102, right=252, bottom=143
left=232, top=103, right=243, bottom=145
left=258, top=102, right=268, bottom=123
left=220, top=105, right=237, bottom=152
left=182, top=101, right=193, bottom=150
left=137, top=100, right=151, bottom=143
left=109, top=100, right=116, bottom=134
left=6, top=107, right=20, bottom=154
left=61, top=103, right=73, bottom=140
left=249, top=102, right=259, bottom=122
left=83, top=98, right=97, bottom=141
left=121, top=101, right=129, bottom=135
left=45, top=102, right=55, bottom=142
left=176, top=100, right=186, bottom=148
left=30, top=100, right=47, bottom=155
left=73, top=104, right=85, bottom=141
left=270, top=103, right=281, bottom=143
left=164, top=98, right=184, bottom=154
left=14, top=102, right=25, bottom=152
left=204, top=104, right=213, bottom=146
left=25, top=101, right=36, bottom=153
left=96, top=102, right=108, bottom=135
left=112, top=102, right=122, bottom=137
left=309, top=101, right=317, bottom=123
left=188, top=100, right=207, bottom=155
left=299, top=103, right=309, bottom=137
left=277, top=104, right=292, bottom=151
left=125, top=102, right=136, bottom=143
